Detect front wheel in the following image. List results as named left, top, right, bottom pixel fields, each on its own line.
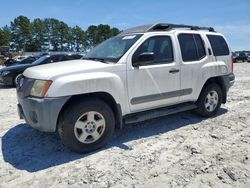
left=13, top=74, right=23, bottom=86
left=58, top=98, right=115, bottom=153
left=195, top=83, right=222, bottom=117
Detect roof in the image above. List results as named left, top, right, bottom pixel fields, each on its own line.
left=119, top=23, right=215, bottom=35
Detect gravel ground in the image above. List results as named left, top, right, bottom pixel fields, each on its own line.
left=0, top=63, right=249, bottom=188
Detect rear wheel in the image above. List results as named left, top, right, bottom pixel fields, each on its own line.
left=58, top=98, right=115, bottom=153
left=195, top=83, right=222, bottom=117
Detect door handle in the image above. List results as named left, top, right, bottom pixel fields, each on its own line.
left=169, top=69, right=180, bottom=73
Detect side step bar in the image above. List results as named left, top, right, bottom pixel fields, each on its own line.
left=124, top=102, right=197, bottom=124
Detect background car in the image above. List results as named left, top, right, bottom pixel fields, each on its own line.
left=232, top=52, right=237, bottom=63
left=247, top=54, right=250, bottom=62
left=4, top=56, right=39, bottom=67
left=0, top=53, right=83, bottom=86
left=235, top=52, right=248, bottom=62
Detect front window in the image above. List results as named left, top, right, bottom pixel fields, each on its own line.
left=85, top=34, right=142, bottom=63
left=132, top=36, right=174, bottom=65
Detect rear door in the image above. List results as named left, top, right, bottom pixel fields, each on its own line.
left=177, top=33, right=209, bottom=102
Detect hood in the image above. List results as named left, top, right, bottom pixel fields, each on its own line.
left=23, top=60, right=114, bottom=80
left=0, top=64, right=32, bottom=73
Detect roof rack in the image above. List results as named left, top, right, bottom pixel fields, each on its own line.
left=120, top=23, right=215, bottom=35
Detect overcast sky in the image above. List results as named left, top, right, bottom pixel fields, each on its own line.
left=1, top=0, right=250, bottom=50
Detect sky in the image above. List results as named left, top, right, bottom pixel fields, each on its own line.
left=1, top=0, right=250, bottom=50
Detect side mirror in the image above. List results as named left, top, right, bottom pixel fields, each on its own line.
left=132, top=52, right=155, bottom=67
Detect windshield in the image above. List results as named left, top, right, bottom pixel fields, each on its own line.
left=32, top=55, right=49, bottom=65
left=85, top=34, right=142, bottom=63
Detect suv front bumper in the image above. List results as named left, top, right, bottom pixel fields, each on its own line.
left=17, top=96, right=70, bottom=132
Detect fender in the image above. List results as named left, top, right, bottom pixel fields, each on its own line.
left=192, top=61, right=229, bottom=101
left=46, top=72, right=130, bottom=115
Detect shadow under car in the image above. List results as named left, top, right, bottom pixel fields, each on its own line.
left=1, top=108, right=228, bottom=172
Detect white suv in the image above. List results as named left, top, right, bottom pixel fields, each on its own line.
left=16, top=23, right=235, bottom=153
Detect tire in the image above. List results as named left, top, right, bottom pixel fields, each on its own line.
left=195, top=83, right=222, bottom=117
left=58, top=98, right=115, bottom=153
left=13, top=74, right=22, bottom=86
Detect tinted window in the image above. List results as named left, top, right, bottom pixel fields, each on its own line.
left=133, top=36, right=173, bottom=65
left=207, top=35, right=229, bottom=56
left=178, top=34, right=206, bottom=62
left=194, top=35, right=206, bottom=59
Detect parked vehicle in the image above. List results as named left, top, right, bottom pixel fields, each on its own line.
left=235, top=52, right=248, bottom=62
left=4, top=56, right=39, bottom=67
left=16, top=23, right=235, bottom=153
left=232, top=52, right=237, bottom=63
left=0, top=53, right=82, bottom=86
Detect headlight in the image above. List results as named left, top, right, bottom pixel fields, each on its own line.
left=2, top=71, right=11, bottom=76
left=30, top=80, right=53, bottom=97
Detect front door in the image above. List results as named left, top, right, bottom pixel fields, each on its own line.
left=127, top=35, right=181, bottom=112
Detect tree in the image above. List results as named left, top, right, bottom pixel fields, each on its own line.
left=0, top=26, right=11, bottom=46
left=58, top=21, right=70, bottom=51
left=86, top=24, right=120, bottom=49
left=30, top=18, right=47, bottom=51
left=43, top=19, right=71, bottom=51
left=86, top=25, right=98, bottom=48
left=43, top=18, right=60, bottom=51
left=71, top=26, right=87, bottom=52
left=5, top=16, right=121, bottom=52
left=10, top=16, right=32, bottom=51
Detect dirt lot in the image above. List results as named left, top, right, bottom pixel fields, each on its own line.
left=0, top=63, right=249, bottom=188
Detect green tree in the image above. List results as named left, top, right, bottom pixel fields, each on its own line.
left=44, top=19, right=71, bottom=51
left=44, top=18, right=60, bottom=51
left=86, top=25, right=98, bottom=48
left=86, top=24, right=120, bottom=48
left=71, top=26, right=87, bottom=52
left=0, top=26, right=11, bottom=46
left=10, top=16, right=32, bottom=51
left=30, top=18, right=47, bottom=51
left=58, top=21, right=70, bottom=51
left=5, top=16, right=121, bottom=52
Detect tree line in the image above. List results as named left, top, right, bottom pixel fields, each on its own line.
left=0, top=16, right=121, bottom=52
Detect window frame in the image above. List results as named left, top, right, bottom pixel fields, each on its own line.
left=178, top=33, right=207, bottom=62
left=132, top=35, right=174, bottom=66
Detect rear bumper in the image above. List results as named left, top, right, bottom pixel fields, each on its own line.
left=17, top=95, right=70, bottom=132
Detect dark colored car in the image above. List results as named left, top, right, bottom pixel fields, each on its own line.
left=235, top=52, right=248, bottom=62
left=232, top=52, right=237, bottom=63
left=4, top=56, right=39, bottom=67
left=0, top=53, right=83, bottom=86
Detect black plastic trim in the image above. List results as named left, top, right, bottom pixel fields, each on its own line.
left=130, top=88, right=192, bottom=105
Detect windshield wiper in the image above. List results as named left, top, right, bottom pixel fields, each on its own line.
left=82, top=57, right=108, bottom=63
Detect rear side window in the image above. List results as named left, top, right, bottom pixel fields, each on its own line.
left=207, top=35, right=229, bottom=56
left=178, top=34, right=206, bottom=62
